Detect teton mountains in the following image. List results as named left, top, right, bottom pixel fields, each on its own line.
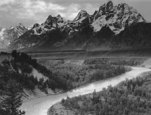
left=1, top=1, right=151, bottom=50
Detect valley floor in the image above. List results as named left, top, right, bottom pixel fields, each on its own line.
left=21, top=63, right=151, bottom=115
left=15, top=50, right=151, bottom=115
left=25, top=49, right=151, bottom=60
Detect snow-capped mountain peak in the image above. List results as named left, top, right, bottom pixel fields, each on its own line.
left=92, top=1, right=145, bottom=34
left=0, top=23, right=28, bottom=49
left=73, top=10, right=89, bottom=22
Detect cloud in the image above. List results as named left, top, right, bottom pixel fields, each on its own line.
left=0, top=0, right=15, bottom=6
left=16, top=0, right=65, bottom=20
left=13, top=0, right=82, bottom=22
left=60, top=4, right=81, bottom=20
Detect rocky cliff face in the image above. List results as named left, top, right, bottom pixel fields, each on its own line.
left=9, top=1, right=147, bottom=50
left=91, top=1, right=145, bottom=34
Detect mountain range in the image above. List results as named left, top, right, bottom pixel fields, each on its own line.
left=0, top=1, right=151, bottom=50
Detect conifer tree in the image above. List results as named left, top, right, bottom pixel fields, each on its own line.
left=0, top=79, right=25, bottom=115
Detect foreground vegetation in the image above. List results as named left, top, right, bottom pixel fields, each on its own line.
left=39, top=58, right=129, bottom=90
left=0, top=51, right=139, bottom=115
left=58, top=73, right=151, bottom=115
left=0, top=51, right=54, bottom=115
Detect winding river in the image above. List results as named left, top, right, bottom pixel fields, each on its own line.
left=21, top=66, right=151, bottom=115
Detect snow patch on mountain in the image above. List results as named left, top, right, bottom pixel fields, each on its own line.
left=92, top=1, right=145, bottom=34
left=0, top=28, right=6, bottom=40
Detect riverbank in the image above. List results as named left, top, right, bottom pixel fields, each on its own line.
left=56, top=72, right=151, bottom=115
left=21, top=66, right=151, bottom=115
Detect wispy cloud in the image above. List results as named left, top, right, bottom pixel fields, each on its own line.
left=5, top=0, right=81, bottom=23
left=16, top=0, right=65, bottom=20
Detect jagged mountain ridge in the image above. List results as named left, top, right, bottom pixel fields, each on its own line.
left=92, top=1, right=145, bottom=34
left=0, top=23, right=28, bottom=49
left=9, top=1, right=148, bottom=50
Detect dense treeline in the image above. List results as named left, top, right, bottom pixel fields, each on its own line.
left=39, top=59, right=128, bottom=90
left=10, top=50, right=69, bottom=91
left=0, top=50, right=70, bottom=115
left=0, top=51, right=128, bottom=94
left=0, top=51, right=51, bottom=92
left=0, top=51, right=130, bottom=93
left=61, top=73, right=151, bottom=115
left=84, top=58, right=145, bottom=66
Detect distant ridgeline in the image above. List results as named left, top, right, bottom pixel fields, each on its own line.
left=0, top=1, right=149, bottom=50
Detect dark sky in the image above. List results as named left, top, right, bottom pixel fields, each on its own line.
left=0, top=0, right=150, bottom=28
